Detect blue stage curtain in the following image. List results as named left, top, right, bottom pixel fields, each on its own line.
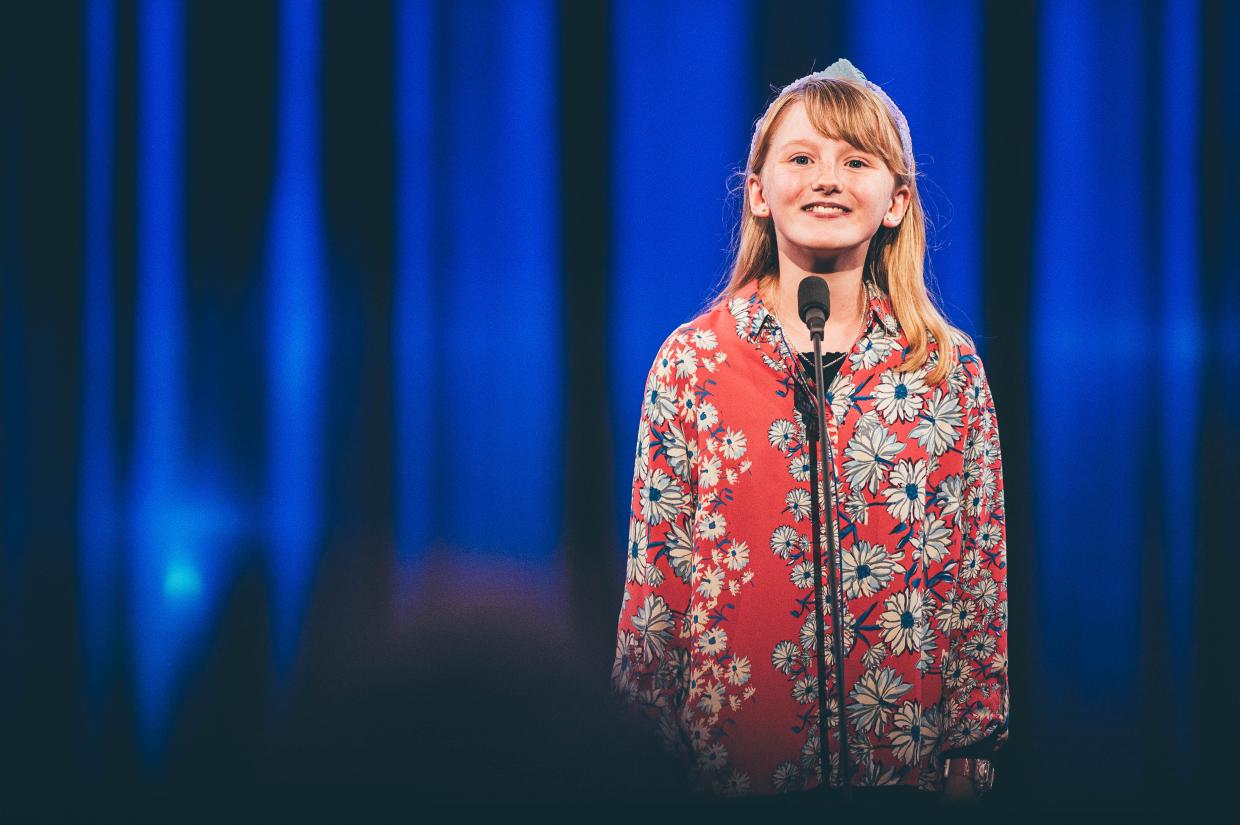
left=0, top=0, right=1232, bottom=805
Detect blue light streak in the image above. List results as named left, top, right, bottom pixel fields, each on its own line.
left=1033, top=0, right=1144, bottom=758
left=851, top=0, right=983, bottom=344
left=133, top=0, right=194, bottom=757
left=1157, top=0, right=1202, bottom=785
left=437, top=0, right=561, bottom=561
left=80, top=0, right=117, bottom=723
left=608, top=0, right=747, bottom=552
left=266, top=0, right=326, bottom=670
left=394, top=0, right=434, bottom=575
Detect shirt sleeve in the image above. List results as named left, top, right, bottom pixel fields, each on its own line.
left=611, top=331, right=698, bottom=757
left=941, top=351, right=1010, bottom=763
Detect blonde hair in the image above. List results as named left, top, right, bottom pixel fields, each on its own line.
left=715, top=75, right=963, bottom=385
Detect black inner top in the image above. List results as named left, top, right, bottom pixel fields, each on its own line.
left=797, top=351, right=847, bottom=388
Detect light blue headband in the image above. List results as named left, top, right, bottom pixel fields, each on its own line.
left=776, top=58, right=914, bottom=175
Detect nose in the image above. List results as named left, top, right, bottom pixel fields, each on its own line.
left=813, top=162, right=841, bottom=192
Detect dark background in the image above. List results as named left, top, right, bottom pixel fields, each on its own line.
left=2, top=0, right=1237, bottom=813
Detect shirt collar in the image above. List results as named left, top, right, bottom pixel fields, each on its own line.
left=734, top=277, right=900, bottom=344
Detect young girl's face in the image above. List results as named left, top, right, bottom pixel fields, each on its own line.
left=747, top=100, right=909, bottom=272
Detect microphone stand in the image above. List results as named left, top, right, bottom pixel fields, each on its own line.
left=809, top=332, right=851, bottom=797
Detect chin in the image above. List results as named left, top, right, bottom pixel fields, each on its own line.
left=790, top=237, right=867, bottom=258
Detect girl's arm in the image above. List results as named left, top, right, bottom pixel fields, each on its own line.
left=611, top=330, right=698, bottom=756
left=941, top=351, right=1009, bottom=793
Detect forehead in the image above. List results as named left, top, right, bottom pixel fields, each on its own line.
left=769, top=101, right=867, bottom=153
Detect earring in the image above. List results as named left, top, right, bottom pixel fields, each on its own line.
left=757, top=206, right=768, bottom=215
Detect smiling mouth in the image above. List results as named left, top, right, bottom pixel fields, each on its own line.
left=803, top=204, right=850, bottom=215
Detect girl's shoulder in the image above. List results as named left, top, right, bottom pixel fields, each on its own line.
left=944, top=329, right=989, bottom=380
left=641, top=292, right=753, bottom=386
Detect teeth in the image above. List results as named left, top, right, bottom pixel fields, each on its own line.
left=806, top=205, right=846, bottom=213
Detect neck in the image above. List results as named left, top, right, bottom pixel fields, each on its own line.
left=759, top=253, right=868, bottom=352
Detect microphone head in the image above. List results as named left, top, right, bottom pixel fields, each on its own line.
left=797, top=276, right=831, bottom=333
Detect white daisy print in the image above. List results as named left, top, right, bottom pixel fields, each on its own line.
left=626, top=519, right=650, bottom=584
left=963, top=427, right=984, bottom=462
left=770, top=525, right=802, bottom=559
left=687, top=604, right=709, bottom=636
left=936, top=593, right=976, bottom=633
left=873, top=367, right=927, bottom=423
left=724, top=540, right=749, bottom=571
left=965, top=374, right=987, bottom=411
left=788, top=453, right=812, bottom=482
left=827, top=372, right=855, bottom=424
left=699, top=454, right=722, bottom=489
left=936, top=474, right=964, bottom=520
left=692, top=400, right=720, bottom=432
left=728, top=297, right=751, bottom=338
left=942, top=652, right=970, bottom=689
left=792, top=675, right=818, bottom=705
left=612, top=630, right=637, bottom=695
left=720, top=428, right=748, bottom=459
left=653, top=346, right=674, bottom=380
left=972, top=575, right=1000, bottom=611
left=847, top=666, right=912, bottom=735
left=844, top=490, right=870, bottom=526
left=861, top=641, right=888, bottom=670
left=850, top=331, right=893, bottom=370
left=664, top=422, right=696, bottom=482
left=910, top=389, right=962, bottom=456
left=679, top=386, right=699, bottom=421
left=784, top=488, right=812, bottom=521
left=640, top=468, right=687, bottom=525
left=771, top=640, right=802, bottom=674
left=799, top=614, right=819, bottom=653
left=697, top=626, right=729, bottom=656
left=965, top=632, right=997, bottom=662
left=697, top=742, right=728, bottom=772
left=843, top=425, right=904, bottom=495
left=698, top=509, right=728, bottom=540
left=768, top=419, right=797, bottom=452
left=880, top=588, right=926, bottom=655
left=633, top=420, right=650, bottom=478
left=643, top=378, right=678, bottom=425
left=771, top=761, right=803, bottom=793
left=915, top=516, right=952, bottom=567
left=665, top=517, right=695, bottom=583
left=841, top=540, right=905, bottom=599
left=883, top=459, right=929, bottom=524
left=696, top=565, right=725, bottom=600
left=789, top=560, right=815, bottom=589
left=691, top=328, right=718, bottom=350
left=726, top=655, right=752, bottom=686
left=633, top=593, right=675, bottom=662
left=717, top=769, right=751, bottom=796
left=889, top=701, right=936, bottom=765
left=976, top=464, right=998, bottom=504
left=673, top=345, right=698, bottom=379
left=698, top=681, right=726, bottom=714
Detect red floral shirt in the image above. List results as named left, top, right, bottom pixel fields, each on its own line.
left=611, top=278, right=1008, bottom=796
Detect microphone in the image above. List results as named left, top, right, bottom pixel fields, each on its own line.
left=795, top=273, right=853, bottom=795
left=797, top=276, right=831, bottom=338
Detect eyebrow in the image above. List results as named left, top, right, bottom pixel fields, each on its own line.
left=775, top=139, right=819, bottom=152
left=775, top=139, right=877, bottom=157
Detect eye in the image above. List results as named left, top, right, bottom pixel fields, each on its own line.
left=845, top=158, right=868, bottom=169
left=790, top=155, right=812, bottom=166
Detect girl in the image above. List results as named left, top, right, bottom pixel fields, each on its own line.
left=611, top=59, right=1008, bottom=805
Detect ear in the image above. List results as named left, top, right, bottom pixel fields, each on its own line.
left=885, top=182, right=912, bottom=227
left=747, top=173, right=769, bottom=218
